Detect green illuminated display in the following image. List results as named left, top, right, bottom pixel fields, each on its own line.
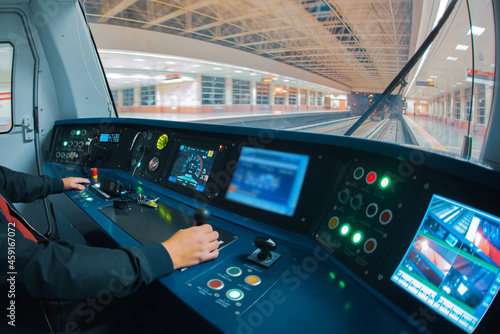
left=351, top=231, right=364, bottom=244
left=379, top=176, right=391, bottom=189
left=340, top=223, right=351, bottom=236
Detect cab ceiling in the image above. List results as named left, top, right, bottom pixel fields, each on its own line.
left=82, top=0, right=414, bottom=91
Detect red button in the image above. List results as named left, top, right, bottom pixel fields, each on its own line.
left=364, top=238, right=377, bottom=253
left=366, top=172, right=377, bottom=184
left=379, top=209, right=393, bottom=225
left=207, top=279, right=224, bottom=290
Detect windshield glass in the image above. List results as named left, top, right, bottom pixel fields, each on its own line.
left=83, top=0, right=495, bottom=163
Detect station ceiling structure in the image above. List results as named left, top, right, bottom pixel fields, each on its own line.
left=83, top=0, right=412, bottom=90
left=83, top=0, right=493, bottom=100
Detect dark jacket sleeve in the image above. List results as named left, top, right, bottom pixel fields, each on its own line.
left=1, top=224, right=174, bottom=300
left=0, top=165, right=174, bottom=300
left=0, top=166, right=64, bottom=203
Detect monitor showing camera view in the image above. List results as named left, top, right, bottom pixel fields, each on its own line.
left=391, top=194, right=500, bottom=333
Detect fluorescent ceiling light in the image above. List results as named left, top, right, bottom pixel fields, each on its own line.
left=447, top=56, right=458, bottom=61
left=455, top=44, right=469, bottom=51
left=468, top=26, right=485, bottom=36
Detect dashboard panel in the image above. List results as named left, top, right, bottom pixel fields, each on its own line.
left=46, top=118, right=500, bottom=334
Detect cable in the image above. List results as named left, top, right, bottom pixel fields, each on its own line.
left=40, top=301, right=55, bottom=334
left=129, top=132, right=146, bottom=193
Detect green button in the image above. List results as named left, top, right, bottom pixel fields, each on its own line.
left=340, top=223, right=351, bottom=236
left=353, top=167, right=364, bottom=180
left=352, top=231, right=363, bottom=245
left=379, top=176, right=391, bottom=189
left=226, top=289, right=244, bottom=301
left=226, top=267, right=242, bottom=277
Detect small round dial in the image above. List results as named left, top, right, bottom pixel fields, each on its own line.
left=149, top=156, right=160, bottom=172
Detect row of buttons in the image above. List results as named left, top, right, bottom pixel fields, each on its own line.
left=353, top=167, right=391, bottom=190
left=328, top=217, right=378, bottom=253
left=206, top=267, right=262, bottom=302
left=55, top=152, right=79, bottom=159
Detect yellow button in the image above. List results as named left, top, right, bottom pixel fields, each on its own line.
left=244, top=275, right=261, bottom=286
left=329, top=217, right=339, bottom=229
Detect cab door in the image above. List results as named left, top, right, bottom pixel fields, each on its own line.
left=0, top=8, right=50, bottom=234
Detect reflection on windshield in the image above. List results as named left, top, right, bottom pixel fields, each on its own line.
left=84, top=0, right=494, bottom=163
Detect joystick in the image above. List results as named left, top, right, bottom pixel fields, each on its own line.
left=255, top=237, right=277, bottom=260
left=247, top=237, right=281, bottom=268
left=194, top=207, right=211, bottom=226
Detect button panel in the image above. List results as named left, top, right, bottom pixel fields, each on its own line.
left=186, top=247, right=293, bottom=316
left=315, top=158, right=418, bottom=277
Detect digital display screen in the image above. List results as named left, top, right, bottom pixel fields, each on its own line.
left=391, top=195, right=500, bottom=333
left=226, top=147, right=309, bottom=216
left=168, top=143, right=217, bottom=192
left=100, top=133, right=120, bottom=143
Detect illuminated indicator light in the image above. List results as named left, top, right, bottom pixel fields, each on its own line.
left=366, top=172, right=377, bottom=184
left=226, top=289, right=244, bottom=301
left=226, top=267, right=242, bottom=277
left=339, top=281, right=346, bottom=289
left=352, top=231, right=363, bottom=245
left=137, top=187, right=143, bottom=193
left=244, top=275, right=261, bottom=286
left=328, top=217, right=340, bottom=229
left=340, top=223, right=351, bottom=236
left=63, top=141, right=68, bottom=147
left=137, top=161, right=142, bottom=168
left=329, top=272, right=336, bottom=280
left=379, top=176, right=391, bottom=189
left=76, top=130, right=81, bottom=136
left=85, top=197, right=93, bottom=202
left=157, top=134, right=169, bottom=150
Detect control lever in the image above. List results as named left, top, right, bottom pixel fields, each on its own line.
left=194, top=207, right=210, bottom=226
left=255, top=237, right=276, bottom=260
left=247, top=237, right=281, bottom=268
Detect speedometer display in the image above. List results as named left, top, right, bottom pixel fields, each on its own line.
left=167, top=143, right=217, bottom=192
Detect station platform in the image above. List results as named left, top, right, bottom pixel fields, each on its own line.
left=404, top=116, right=485, bottom=161
left=119, top=108, right=347, bottom=122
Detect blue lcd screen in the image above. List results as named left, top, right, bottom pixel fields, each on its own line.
left=168, top=144, right=217, bottom=193
left=226, top=147, right=309, bottom=216
left=391, top=194, right=500, bottom=333
left=99, top=133, right=120, bottom=143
